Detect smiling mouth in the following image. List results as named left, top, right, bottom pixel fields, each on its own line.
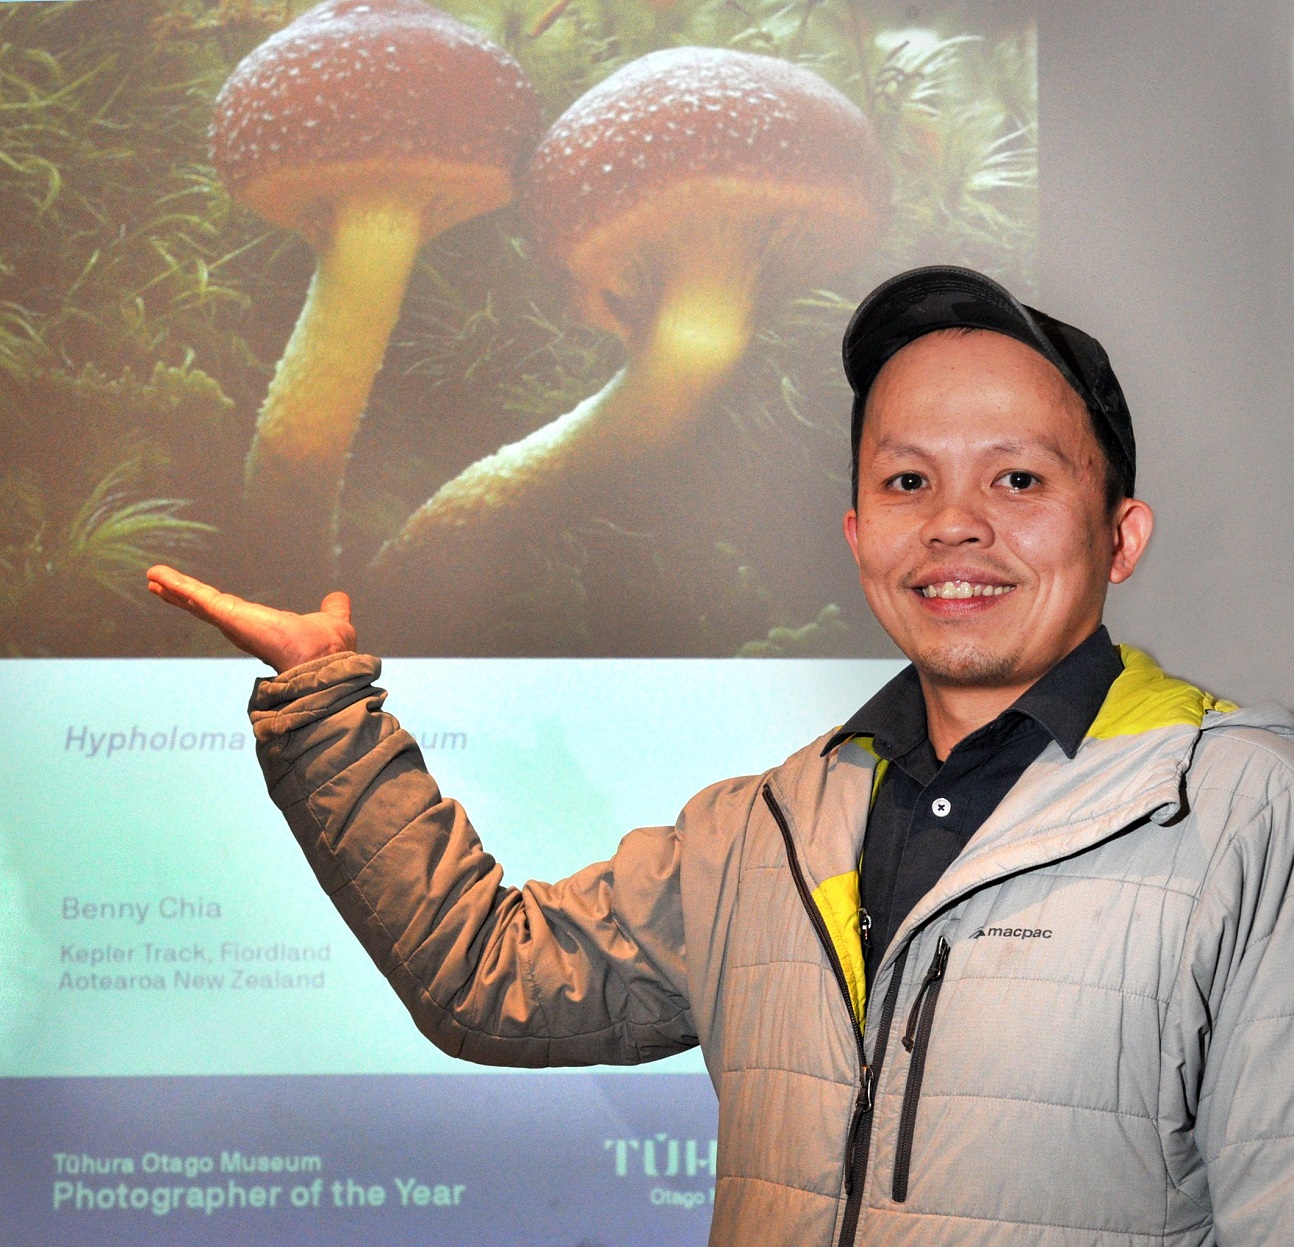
left=918, top=581, right=1016, bottom=600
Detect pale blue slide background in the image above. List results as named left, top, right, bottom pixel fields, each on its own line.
left=1, top=657, right=901, bottom=1077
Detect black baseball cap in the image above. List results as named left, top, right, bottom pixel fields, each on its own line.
left=842, top=265, right=1135, bottom=497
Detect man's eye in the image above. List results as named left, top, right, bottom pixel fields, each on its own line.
left=999, top=470, right=1039, bottom=491
left=889, top=472, right=926, bottom=492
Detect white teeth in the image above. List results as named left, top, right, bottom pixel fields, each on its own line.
left=920, top=581, right=1014, bottom=599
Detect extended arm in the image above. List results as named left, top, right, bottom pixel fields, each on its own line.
left=149, top=566, right=697, bottom=1065
left=250, top=652, right=697, bottom=1065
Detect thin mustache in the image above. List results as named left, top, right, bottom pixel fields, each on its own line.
left=902, top=563, right=1018, bottom=589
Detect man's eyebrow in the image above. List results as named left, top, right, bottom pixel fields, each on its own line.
left=868, top=435, right=1078, bottom=468
left=868, top=437, right=931, bottom=460
left=984, top=438, right=1077, bottom=467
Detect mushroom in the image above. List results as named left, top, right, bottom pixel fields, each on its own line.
left=210, top=0, right=540, bottom=595
left=372, top=45, right=889, bottom=575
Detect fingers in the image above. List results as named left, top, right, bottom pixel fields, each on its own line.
left=146, top=568, right=357, bottom=664
left=146, top=564, right=213, bottom=606
left=145, top=565, right=238, bottom=624
left=146, top=570, right=198, bottom=612
left=146, top=564, right=198, bottom=595
left=146, top=564, right=183, bottom=601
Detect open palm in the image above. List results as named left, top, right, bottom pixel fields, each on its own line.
left=146, top=565, right=357, bottom=673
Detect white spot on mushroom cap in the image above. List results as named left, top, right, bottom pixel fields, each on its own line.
left=211, top=0, right=541, bottom=188
left=523, top=43, right=886, bottom=258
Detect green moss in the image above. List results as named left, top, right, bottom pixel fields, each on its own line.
left=0, top=455, right=216, bottom=656
left=0, top=0, right=1038, bottom=656
left=738, top=603, right=849, bottom=658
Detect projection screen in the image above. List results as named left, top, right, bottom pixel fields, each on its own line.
left=1, top=0, right=1288, bottom=1243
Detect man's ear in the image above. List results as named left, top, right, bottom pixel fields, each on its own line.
left=842, top=508, right=862, bottom=570
left=1109, top=497, right=1154, bottom=585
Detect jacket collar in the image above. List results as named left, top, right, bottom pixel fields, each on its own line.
left=765, top=734, right=877, bottom=897
left=820, top=626, right=1123, bottom=760
left=1089, top=644, right=1236, bottom=738
left=879, top=647, right=1239, bottom=971
left=776, top=647, right=1252, bottom=976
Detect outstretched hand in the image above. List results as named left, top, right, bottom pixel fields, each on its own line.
left=146, top=565, right=357, bottom=674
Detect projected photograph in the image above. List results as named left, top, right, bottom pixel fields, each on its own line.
left=0, top=0, right=1036, bottom=658
left=2, top=3, right=1037, bottom=1243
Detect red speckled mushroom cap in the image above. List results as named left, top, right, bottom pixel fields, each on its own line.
left=212, top=0, right=542, bottom=241
left=525, top=46, right=890, bottom=335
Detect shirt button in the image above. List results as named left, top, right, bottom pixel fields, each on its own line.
left=931, top=797, right=952, bottom=817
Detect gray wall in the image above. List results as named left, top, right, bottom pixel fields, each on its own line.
left=1040, top=0, right=1294, bottom=706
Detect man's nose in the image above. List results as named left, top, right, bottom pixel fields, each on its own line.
left=919, top=494, right=993, bottom=546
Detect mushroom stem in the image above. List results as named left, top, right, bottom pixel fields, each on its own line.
left=371, top=251, right=757, bottom=571
left=632, top=255, right=757, bottom=446
left=242, top=194, right=424, bottom=577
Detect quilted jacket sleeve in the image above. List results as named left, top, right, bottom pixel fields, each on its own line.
left=1179, top=733, right=1294, bottom=1244
left=248, top=651, right=698, bottom=1068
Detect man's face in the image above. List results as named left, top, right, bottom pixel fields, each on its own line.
left=843, top=329, right=1151, bottom=695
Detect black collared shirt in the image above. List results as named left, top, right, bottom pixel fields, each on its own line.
left=823, top=627, right=1123, bottom=994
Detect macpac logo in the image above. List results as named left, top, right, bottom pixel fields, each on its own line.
left=970, top=926, right=1052, bottom=939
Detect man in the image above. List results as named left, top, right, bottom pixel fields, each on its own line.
left=148, top=266, right=1294, bottom=1245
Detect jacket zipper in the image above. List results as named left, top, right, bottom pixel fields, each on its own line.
left=891, top=935, right=951, bottom=1203
left=761, top=784, right=908, bottom=1247
left=841, top=943, right=907, bottom=1243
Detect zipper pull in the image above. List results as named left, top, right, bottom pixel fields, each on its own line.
left=901, top=936, right=950, bottom=1052
left=859, top=907, right=872, bottom=961
left=844, top=1065, right=876, bottom=1195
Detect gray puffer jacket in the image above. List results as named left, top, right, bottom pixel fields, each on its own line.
left=249, top=646, right=1294, bottom=1246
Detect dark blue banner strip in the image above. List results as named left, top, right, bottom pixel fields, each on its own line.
left=2, top=1073, right=718, bottom=1246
